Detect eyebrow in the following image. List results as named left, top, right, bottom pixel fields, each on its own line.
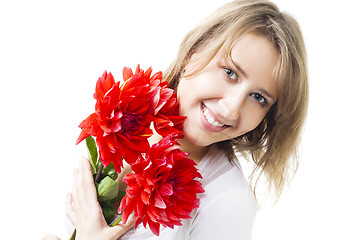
left=259, top=88, right=276, bottom=102
left=229, top=58, right=249, bottom=79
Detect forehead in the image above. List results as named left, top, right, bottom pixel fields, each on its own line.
left=223, top=32, right=280, bottom=96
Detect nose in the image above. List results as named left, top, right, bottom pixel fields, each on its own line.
left=218, top=89, right=246, bottom=121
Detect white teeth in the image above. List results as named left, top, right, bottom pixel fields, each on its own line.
left=202, top=106, right=224, bottom=127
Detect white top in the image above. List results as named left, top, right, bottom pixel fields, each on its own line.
left=119, top=145, right=258, bottom=240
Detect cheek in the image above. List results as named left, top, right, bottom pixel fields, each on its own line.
left=176, top=79, right=194, bottom=116
left=176, top=79, right=186, bottom=104
left=239, top=109, right=267, bottom=134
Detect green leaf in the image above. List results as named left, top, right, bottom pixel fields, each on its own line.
left=86, top=136, right=99, bottom=174
left=102, top=162, right=118, bottom=180
left=110, top=190, right=126, bottom=204
left=97, top=176, right=118, bottom=201
left=100, top=201, right=115, bottom=225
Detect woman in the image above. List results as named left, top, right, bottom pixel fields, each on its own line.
left=44, top=0, right=308, bottom=239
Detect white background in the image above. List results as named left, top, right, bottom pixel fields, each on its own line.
left=1, top=0, right=359, bottom=239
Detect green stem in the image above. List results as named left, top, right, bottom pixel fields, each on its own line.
left=110, top=215, right=122, bottom=227
left=95, top=163, right=104, bottom=183
left=69, top=229, right=76, bottom=240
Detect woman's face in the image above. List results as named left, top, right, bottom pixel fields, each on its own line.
left=177, top=32, right=279, bottom=149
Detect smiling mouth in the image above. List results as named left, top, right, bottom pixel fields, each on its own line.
left=201, top=103, right=225, bottom=128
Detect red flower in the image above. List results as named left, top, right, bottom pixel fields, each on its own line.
left=125, top=66, right=186, bottom=139
left=76, top=67, right=163, bottom=172
left=119, top=136, right=204, bottom=236
left=153, top=81, right=187, bottom=139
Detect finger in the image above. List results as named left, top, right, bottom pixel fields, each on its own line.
left=78, top=157, right=98, bottom=205
left=81, top=156, right=93, bottom=180
left=66, top=192, right=77, bottom=227
left=73, top=158, right=97, bottom=210
left=72, top=167, right=80, bottom=209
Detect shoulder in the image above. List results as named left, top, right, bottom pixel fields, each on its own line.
left=190, top=160, right=258, bottom=239
left=191, top=190, right=257, bottom=240
left=196, top=165, right=258, bottom=220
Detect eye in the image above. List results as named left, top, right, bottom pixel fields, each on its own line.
left=251, top=93, right=268, bottom=105
left=224, top=68, right=238, bottom=80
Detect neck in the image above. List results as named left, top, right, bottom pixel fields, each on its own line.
left=149, top=124, right=210, bottom=164
left=177, top=137, right=210, bottom=164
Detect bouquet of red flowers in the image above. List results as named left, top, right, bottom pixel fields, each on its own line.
left=74, top=65, right=204, bottom=237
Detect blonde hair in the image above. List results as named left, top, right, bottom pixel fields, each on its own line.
left=164, top=0, right=308, bottom=198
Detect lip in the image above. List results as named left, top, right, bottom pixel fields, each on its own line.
left=200, top=103, right=228, bottom=132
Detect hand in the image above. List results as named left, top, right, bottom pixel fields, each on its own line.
left=66, top=158, right=135, bottom=240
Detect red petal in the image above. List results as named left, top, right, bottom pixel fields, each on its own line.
left=144, top=67, right=153, bottom=79
left=104, top=134, right=117, bottom=152
left=148, top=220, right=160, bottom=236
left=141, top=190, right=150, bottom=205
left=75, top=129, right=90, bottom=145
left=150, top=71, right=163, bottom=83
left=159, top=183, right=173, bottom=196
left=123, top=67, right=133, bottom=81
left=109, top=120, right=122, bottom=132
left=104, top=72, right=115, bottom=91
left=135, top=64, right=141, bottom=75
left=78, top=113, right=98, bottom=128
left=75, top=113, right=98, bottom=144
left=154, top=115, right=173, bottom=127
left=153, top=190, right=166, bottom=209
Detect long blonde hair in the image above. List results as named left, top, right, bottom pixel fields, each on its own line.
left=164, top=0, right=308, bottom=198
